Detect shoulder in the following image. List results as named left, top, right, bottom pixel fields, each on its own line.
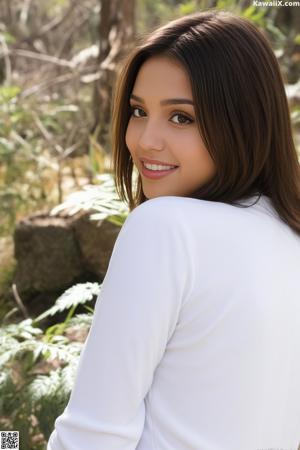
left=122, top=196, right=275, bottom=247
left=126, top=195, right=222, bottom=222
left=120, top=197, right=182, bottom=238
left=120, top=197, right=246, bottom=259
left=110, top=197, right=195, bottom=282
left=118, top=196, right=206, bottom=251
left=122, top=196, right=179, bottom=230
left=125, top=195, right=241, bottom=230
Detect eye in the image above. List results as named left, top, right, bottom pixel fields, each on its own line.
left=170, top=113, right=193, bottom=125
left=129, top=106, right=146, bottom=118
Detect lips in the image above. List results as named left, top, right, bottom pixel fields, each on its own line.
left=140, top=161, right=179, bottom=180
left=140, top=157, right=179, bottom=167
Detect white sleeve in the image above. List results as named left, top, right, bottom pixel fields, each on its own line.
left=47, top=199, right=192, bottom=450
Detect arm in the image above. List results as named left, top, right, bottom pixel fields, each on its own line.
left=47, top=199, right=192, bottom=450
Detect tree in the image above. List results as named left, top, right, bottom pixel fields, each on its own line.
left=92, top=0, right=136, bottom=153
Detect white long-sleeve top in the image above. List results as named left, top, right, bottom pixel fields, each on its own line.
left=47, top=194, right=300, bottom=450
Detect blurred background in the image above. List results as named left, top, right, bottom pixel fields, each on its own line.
left=0, top=1, right=299, bottom=449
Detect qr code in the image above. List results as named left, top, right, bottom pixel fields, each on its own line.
left=0, top=431, right=19, bottom=449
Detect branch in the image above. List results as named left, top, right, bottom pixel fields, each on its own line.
left=39, top=1, right=77, bottom=35
left=0, top=34, right=12, bottom=84
left=12, top=284, right=29, bottom=319
left=19, top=0, right=33, bottom=27
left=8, top=1, right=86, bottom=51
left=0, top=48, right=76, bottom=69
left=20, top=72, right=78, bottom=98
left=20, top=64, right=99, bottom=98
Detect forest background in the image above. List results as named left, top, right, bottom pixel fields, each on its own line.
left=0, top=0, right=299, bottom=449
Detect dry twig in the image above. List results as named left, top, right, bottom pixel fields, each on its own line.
left=12, top=283, right=29, bottom=319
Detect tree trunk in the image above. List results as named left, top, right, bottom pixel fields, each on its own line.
left=92, top=0, right=136, bottom=154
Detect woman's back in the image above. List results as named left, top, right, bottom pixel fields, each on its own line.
left=48, top=194, right=300, bottom=450
left=136, top=195, right=300, bottom=450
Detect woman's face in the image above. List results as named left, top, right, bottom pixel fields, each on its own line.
left=125, top=55, right=216, bottom=199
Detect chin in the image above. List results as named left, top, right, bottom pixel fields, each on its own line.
left=142, top=184, right=181, bottom=199
left=144, top=192, right=158, bottom=199
left=144, top=191, right=177, bottom=200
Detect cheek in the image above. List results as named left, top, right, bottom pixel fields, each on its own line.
left=194, top=150, right=216, bottom=181
left=125, top=123, right=132, bottom=150
left=182, top=137, right=216, bottom=174
left=174, top=133, right=206, bottom=162
left=125, top=122, right=139, bottom=161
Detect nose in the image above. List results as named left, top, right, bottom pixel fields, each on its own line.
left=138, top=119, right=164, bottom=152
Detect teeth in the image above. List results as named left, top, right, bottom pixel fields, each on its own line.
left=143, top=162, right=177, bottom=171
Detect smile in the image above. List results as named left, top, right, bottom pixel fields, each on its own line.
left=141, top=161, right=179, bottom=179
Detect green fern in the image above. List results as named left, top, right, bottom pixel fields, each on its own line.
left=50, top=172, right=130, bottom=227
left=25, top=363, right=79, bottom=440
left=66, top=312, right=94, bottom=328
left=0, top=302, right=92, bottom=448
left=33, top=282, right=101, bottom=323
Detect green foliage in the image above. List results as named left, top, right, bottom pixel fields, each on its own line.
left=25, top=365, right=75, bottom=440
left=0, top=248, right=16, bottom=324
left=0, top=89, right=54, bottom=235
left=0, top=1, right=100, bottom=238
left=0, top=31, right=16, bottom=44
left=0, top=279, right=99, bottom=449
left=295, top=34, right=300, bottom=45
left=33, top=282, right=101, bottom=323
left=179, top=0, right=200, bottom=16
left=50, top=172, right=130, bottom=227
left=291, top=106, right=300, bottom=127
left=0, top=86, right=21, bottom=103
left=0, top=82, right=98, bottom=236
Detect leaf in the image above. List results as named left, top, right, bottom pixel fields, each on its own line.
left=294, top=34, right=300, bottom=45
left=66, top=312, right=93, bottom=328
left=0, top=86, right=21, bottom=103
left=0, top=31, right=16, bottom=44
left=49, top=172, right=129, bottom=222
left=0, top=318, right=43, bottom=341
left=33, top=282, right=101, bottom=322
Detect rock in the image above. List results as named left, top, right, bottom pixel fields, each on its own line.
left=72, top=213, right=120, bottom=278
left=13, top=210, right=121, bottom=298
left=14, top=212, right=82, bottom=294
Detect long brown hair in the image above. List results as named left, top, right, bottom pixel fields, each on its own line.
left=111, top=9, right=300, bottom=235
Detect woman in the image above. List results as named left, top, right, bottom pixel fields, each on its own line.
left=48, top=9, right=300, bottom=450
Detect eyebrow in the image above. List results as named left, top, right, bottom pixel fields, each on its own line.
left=130, top=94, right=194, bottom=106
